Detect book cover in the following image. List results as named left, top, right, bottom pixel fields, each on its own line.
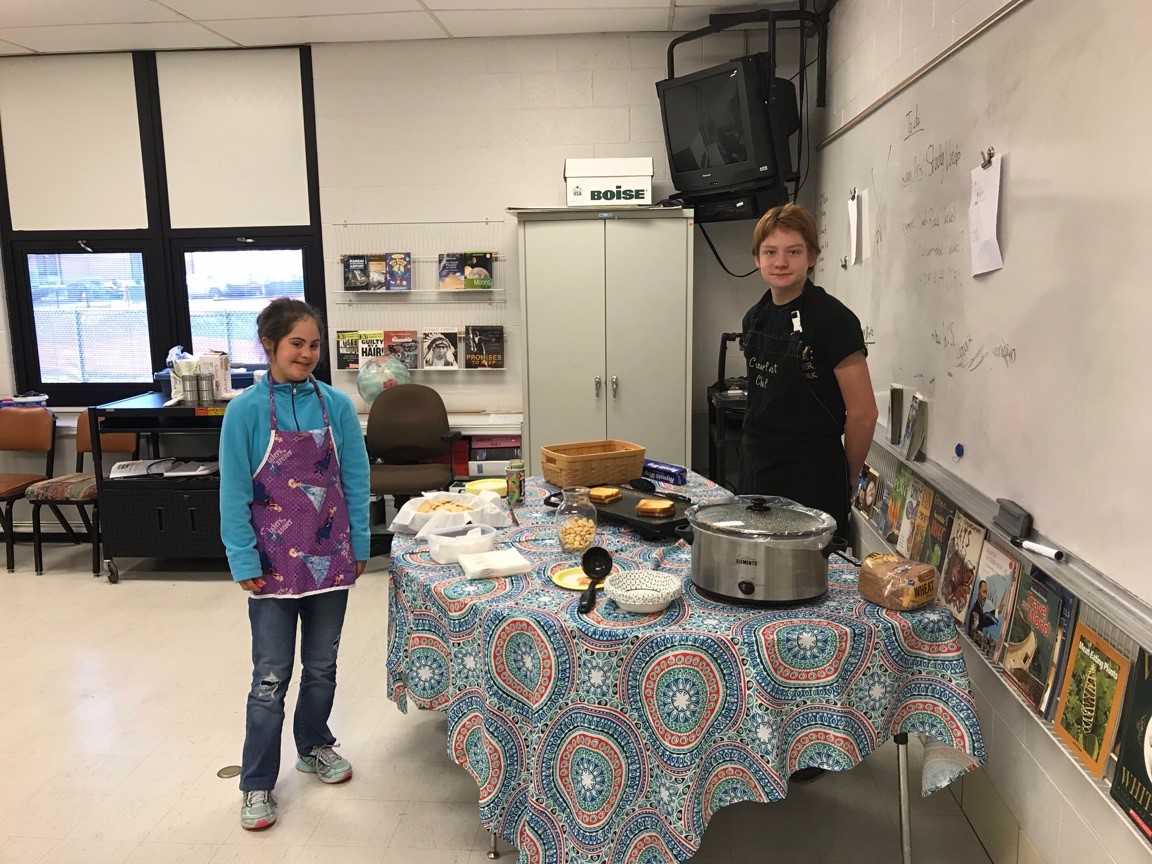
left=907, top=484, right=936, bottom=562
left=1002, top=567, right=1074, bottom=715
left=357, top=330, right=386, bottom=366
left=939, top=510, right=987, bottom=624
left=367, top=255, right=389, bottom=291
left=439, top=252, right=494, bottom=290
left=343, top=255, right=369, bottom=291
left=854, top=464, right=874, bottom=512
left=1111, top=649, right=1152, bottom=843
left=868, top=472, right=891, bottom=538
left=422, top=330, right=459, bottom=369
left=903, top=393, right=928, bottom=460
left=382, top=330, right=419, bottom=370
left=464, top=325, right=505, bottom=369
left=336, top=330, right=360, bottom=371
left=1045, top=591, right=1081, bottom=721
left=1054, top=621, right=1132, bottom=778
left=896, top=479, right=929, bottom=557
left=385, top=252, right=411, bottom=291
left=920, top=495, right=956, bottom=571
left=885, top=466, right=912, bottom=544
left=966, top=539, right=1023, bottom=661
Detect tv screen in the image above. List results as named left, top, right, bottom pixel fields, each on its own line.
left=664, top=69, right=749, bottom=173
left=657, top=54, right=798, bottom=200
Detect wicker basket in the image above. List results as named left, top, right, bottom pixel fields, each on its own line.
left=539, top=440, right=646, bottom=488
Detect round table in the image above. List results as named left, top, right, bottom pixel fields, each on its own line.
left=386, top=475, right=985, bottom=864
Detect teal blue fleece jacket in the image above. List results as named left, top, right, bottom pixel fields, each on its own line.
left=219, top=379, right=371, bottom=582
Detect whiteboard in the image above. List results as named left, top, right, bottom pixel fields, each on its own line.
left=814, top=0, right=1152, bottom=603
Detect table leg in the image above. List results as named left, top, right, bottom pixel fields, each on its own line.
left=895, top=733, right=912, bottom=864
left=487, top=831, right=500, bottom=860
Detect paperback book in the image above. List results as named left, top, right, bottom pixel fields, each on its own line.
left=357, top=330, right=387, bottom=366
left=885, top=466, right=912, bottom=545
left=343, top=255, right=369, bottom=291
left=385, top=252, right=411, bottom=291
left=1054, top=622, right=1131, bottom=778
left=1111, top=649, right=1152, bottom=844
left=367, top=255, right=389, bottom=290
left=903, top=393, right=928, bottom=460
left=965, top=539, right=1023, bottom=662
left=896, top=479, right=932, bottom=558
left=439, top=252, right=494, bottom=290
left=336, top=330, right=361, bottom=371
left=382, top=330, right=419, bottom=370
left=463, top=325, right=505, bottom=369
left=422, top=330, right=460, bottom=369
left=920, top=495, right=956, bottom=571
left=939, top=510, right=987, bottom=624
left=1002, top=567, right=1076, bottom=716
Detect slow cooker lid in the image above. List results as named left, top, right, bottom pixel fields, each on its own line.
left=691, top=495, right=836, bottom=538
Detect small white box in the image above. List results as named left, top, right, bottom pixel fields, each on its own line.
left=564, top=157, right=654, bottom=207
left=470, top=460, right=511, bottom=477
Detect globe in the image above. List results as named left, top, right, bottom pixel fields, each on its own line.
left=357, top=355, right=411, bottom=405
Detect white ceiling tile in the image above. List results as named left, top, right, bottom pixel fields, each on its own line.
left=161, top=0, right=421, bottom=20
left=0, top=40, right=33, bottom=55
left=205, top=13, right=445, bottom=45
left=0, top=22, right=234, bottom=52
left=428, top=0, right=663, bottom=8
left=438, top=8, right=668, bottom=38
left=0, top=0, right=183, bottom=28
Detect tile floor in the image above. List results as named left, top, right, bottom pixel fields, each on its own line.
left=0, top=544, right=993, bottom=863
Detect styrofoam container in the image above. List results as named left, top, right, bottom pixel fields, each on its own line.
left=427, top=524, right=497, bottom=564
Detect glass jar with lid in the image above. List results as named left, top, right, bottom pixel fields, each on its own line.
left=556, top=486, right=597, bottom=553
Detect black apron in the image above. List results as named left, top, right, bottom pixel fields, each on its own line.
left=739, top=302, right=850, bottom=538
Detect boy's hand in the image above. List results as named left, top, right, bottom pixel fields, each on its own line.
left=238, top=578, right=266, bottom=591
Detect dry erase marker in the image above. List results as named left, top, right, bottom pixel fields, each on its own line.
left=1010, top=537, right=1065, bottom=562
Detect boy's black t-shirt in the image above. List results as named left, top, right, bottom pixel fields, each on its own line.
left=741, top=281, right=866, bottom=441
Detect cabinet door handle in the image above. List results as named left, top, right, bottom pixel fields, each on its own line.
left=611, top=376, right=619, bottom=398
left=594, top=376, right=602, bottom=397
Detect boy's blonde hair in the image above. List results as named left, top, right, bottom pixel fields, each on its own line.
left=751, top=203, right=821, bottom=258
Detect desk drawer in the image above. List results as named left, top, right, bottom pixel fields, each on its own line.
left=101, top=487, right=224, bottom=559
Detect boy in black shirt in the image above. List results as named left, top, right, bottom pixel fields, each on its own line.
left=740, top=204, right=878, bottom=538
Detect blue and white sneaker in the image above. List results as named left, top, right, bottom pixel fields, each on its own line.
left=240, top=790, right=277, bottom=831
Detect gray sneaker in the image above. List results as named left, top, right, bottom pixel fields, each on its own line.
left=240, top=790, right=277, bottom=831
left=296, top=744, right=353, bottom=784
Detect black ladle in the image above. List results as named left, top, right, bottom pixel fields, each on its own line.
left=628, top=478, right=692, bottom=504
left=577, top=546, right=613, bottom=614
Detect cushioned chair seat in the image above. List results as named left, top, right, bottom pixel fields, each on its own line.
left=26, top=472, right=98, bottom=502
left=0, top=473, right=47, bottom=498
left=371, top=463, right=453, bottom=497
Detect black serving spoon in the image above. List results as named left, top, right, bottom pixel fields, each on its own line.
left=577, top=546, right=613, bottom=615
left=628, top=477, right=692, bottom=505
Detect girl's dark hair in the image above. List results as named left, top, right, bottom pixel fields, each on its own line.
left=257, top=297, right=324, bottom=353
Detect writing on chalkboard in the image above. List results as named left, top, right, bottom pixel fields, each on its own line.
left=863, top=324, right=877, bottom=344
left=994, top=342, right=1018, bottom=367
left=905, top=104, right=924, bottom=141
left=933, top=321, right=1016, bottom=373
left=901, top=140, right=963, bottom=186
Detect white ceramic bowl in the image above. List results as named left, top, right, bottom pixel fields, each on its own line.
left=604, top=569, right=682, bottom=613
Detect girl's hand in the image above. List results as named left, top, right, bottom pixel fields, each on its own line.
left=355, top=561, right=366, bottom=577
left=239, top=578, right=266, bottom=591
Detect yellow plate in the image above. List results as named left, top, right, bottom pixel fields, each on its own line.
left=550, top=566, right=607, bottom=591
left=465, top=478, right=507, bottom=496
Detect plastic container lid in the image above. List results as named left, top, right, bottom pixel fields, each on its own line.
left=688, top=495, right=836, bottom=539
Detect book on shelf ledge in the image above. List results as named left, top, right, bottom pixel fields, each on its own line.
left=1001, top=566, right=1079, bottom=718
left=902, top=392, right=928, bottom=460
left=1112, top=649, right=1152, bottom=844
left=439, top=252, right=494, bottom=290
left=1053, top=620, right=1131, bottom=778
left=464, top=325, right=504, bottom=369
left=422, top=330, right=460, bottom=369
left=383, top=330, right=419, bottom=370
left=343, top=255, right=369, bottom=291
left=939, top=510, right=986, bottom=624
left=965, top=538, right=1023, bottom=663
left=336, top=330, right=360, bottom=370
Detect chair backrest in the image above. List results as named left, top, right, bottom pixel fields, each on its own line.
left=0, top=407, right=53, bottom=452
left=365, top=384, right=451, bottom=463
left=75, top=410, right=137, bottom=465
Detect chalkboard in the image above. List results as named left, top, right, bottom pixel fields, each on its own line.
left=814, top=0, right=1152, bottom=602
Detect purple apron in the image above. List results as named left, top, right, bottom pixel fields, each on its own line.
left=250, top=377, right=355, bottom=598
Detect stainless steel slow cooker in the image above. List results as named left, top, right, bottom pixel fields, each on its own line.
left=684, top=495, right=839, bottom=605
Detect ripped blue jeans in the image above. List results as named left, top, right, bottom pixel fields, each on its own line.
left=240, top=589, right=349, bottom=791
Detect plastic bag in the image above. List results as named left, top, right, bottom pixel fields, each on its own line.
left=388, top=491, right=512, bottom=535
left=858, top=553, right=937, bottom=610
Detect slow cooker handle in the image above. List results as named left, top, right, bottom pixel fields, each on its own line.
left=674, top=524, right=694, bottom=545
left=821, top=537, right=850, bottom=559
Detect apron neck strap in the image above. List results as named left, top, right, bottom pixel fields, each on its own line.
left=266, top=374, right=328, bottom=431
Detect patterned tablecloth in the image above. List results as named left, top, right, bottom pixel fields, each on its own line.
left=386, top=475, right=985, bottom=864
